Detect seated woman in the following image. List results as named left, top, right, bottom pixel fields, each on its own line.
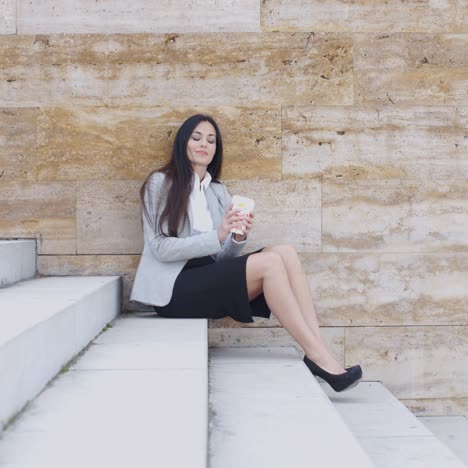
left=130, top=113, right=362, bottom=392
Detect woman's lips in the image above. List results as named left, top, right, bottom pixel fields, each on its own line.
left=196, top=151, right=208, bottom=155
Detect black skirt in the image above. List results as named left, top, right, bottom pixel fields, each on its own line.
left=153, top=247, right=271, bottom=323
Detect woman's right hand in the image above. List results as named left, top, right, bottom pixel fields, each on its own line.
left=217, top=203, right=241, bottom=243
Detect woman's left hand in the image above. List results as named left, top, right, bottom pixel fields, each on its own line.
left=233, top=212, right=254, bottom=242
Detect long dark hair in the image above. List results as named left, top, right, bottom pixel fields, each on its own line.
left=139, top=114, right=224, bottom=237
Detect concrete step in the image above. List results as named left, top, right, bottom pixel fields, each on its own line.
left=209, top=347, right=374, bottom=468
left=320, top=381, right=467, bottom=468
left=0, top=276, right=121, bottom=429
left=418, top=416, right=468, bottom=466
left=0, top=316, right=208, bottom=468
left=0, top=240, right=36, bottom=288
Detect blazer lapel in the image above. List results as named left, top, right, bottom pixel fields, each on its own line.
left=206, top=186, right=222, bottom=228
left=187, top=199, right=194, bottom=232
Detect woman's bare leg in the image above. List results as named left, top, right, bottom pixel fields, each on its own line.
left=246, top=251, right=345, bottom=374
left=261, top=245, right=344, bottom=373
left=262, top=244, right=323, bottom=336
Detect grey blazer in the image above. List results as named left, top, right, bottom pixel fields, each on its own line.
left=130, top=171, right=248, bottom=307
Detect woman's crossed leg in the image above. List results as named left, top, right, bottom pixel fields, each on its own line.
left=246, top=244, right=345, bottom=375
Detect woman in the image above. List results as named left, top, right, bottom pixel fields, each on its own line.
left=130, top=114, right=362, bottom=392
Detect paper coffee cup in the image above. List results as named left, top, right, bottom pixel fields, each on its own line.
left=230, top=195, right=255, bottom=235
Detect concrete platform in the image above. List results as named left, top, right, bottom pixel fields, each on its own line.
left=419, top=416, right=468, bottom=466
left=0, top=316, right=208, bottom=468
left=208, top=347, right=374, bottom=468
left=0, top=240, right=36, bottom=288
left=0, top=276, right=121, bottom=428
left=321, top=381, right=467, bottom=468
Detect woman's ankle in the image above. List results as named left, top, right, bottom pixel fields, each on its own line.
left=304, top=350, right=345, bottom=375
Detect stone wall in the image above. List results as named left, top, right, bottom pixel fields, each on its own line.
left=1, top=1, right=467, bottom=415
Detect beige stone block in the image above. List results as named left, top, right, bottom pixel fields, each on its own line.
left=456, top=107, right=468, bottom=154
left=0, top=0, right=16, bottom=34
left=355, top=34, right=468, bottom=105
left=37, top=106, right=281, bottom=180
left=454, top=1, right=468, bottom=32
left=107, top=33, right=353, bottom=106
left=322, top=179, right=468, bottom=252
left=0, top=35, right=108, bottom=107
left=402, top=398, right=468, bottom=417
left=261, top=0, right=457, bottom=33
left=0, top=108, right=38, bottom=180
left=211, top=313, right=280, bottom=329
left=282, top=105, right=468, bottom=180
left=346, top=326, right=468, bottom=398
left=17, top=0, right=260, bottom=34
left=37, top=254, right=145, bottom=312
left=0, top=181, right=75, bottom=254
left=224, top=179, right=321, bottom=252
left=76, top=181, right=143, bottom=254
left=208, top=326, right=345, bottom=365
left=301, top=252, right=468, bottom=327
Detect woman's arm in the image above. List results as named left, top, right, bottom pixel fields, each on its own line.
left=212, top=183, right=249, bottom=261
left=142, top=173, right=223, bottom=262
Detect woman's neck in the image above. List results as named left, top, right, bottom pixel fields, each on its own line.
left=194, top=168, right=207, bottom=183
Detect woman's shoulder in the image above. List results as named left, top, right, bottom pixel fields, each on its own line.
left=210, top=179, right=226, bottom=193
left=210, top=179, right=230, bottom=203
left=147, top=171, right=168, bottom=190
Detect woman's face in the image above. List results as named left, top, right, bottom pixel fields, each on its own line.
left=186, top=120, right=217, bottom=174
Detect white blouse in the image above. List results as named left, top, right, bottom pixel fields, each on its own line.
left=188, top=172, right=246, bottom=244
left=189, top=172, right=214, bottom=234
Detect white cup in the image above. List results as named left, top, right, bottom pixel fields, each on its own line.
left=230, top=195, right=255, bottom=235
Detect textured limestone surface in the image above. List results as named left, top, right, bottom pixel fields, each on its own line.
left=208, top=326, right=345, bottom=365
left=0, top=181, right=75, bottom=254
left=0, top=35, right=108, bottom=107
left=0, top=33, right=353, bottom=107
left=37, top=254, right=141, bottom=312
left=17, top=0, right=260, bottom=34
left=0, top=108, right=38, bottom=180
left=37, top=106, right=281, bottom=180
left=224, top=179, right=321, bottom=252
left=302, top=252, right=468, bottom=327
left=282, top=105, right=468, bottom=180
left=403, top=398, right=468, bottom=418
left=0, top=0, right=16, bottom=34
left=261, top=0, right=459, bottom=33
left=355, top=34, right=468, bottom=105
left=322, top=178, right=468, bottom=252
left=76, top=180, right=143, bottom=254
left=106, top=32, right=353, bottom=107
left=346, top=326, right=468, bottom=399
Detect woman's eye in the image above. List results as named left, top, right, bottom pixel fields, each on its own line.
left=192, top=136, right=216, bottom=144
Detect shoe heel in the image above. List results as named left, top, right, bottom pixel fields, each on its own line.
left=303, top=355, right=363, bottom=393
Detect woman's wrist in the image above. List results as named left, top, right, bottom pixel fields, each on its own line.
left=217, top=226, right=228, bottom=243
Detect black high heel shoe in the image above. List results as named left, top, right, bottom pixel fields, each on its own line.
left=303, top=355, right=362, bottom=392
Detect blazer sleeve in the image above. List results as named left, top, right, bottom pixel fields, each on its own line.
left=142, top=173, right=223, bottom=262
left=212, top=183, right=249, bottom=262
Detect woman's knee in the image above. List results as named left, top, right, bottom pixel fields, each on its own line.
left=266, top=243, right=298, bottom=260
left=248, top=251, right=284, bottom=278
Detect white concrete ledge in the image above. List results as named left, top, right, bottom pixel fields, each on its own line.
left=0, top=240, right=36, bottom=288
left=0, top=316, right=208, bottom=468
left=0, top=276, right=121, bottom=428
left=209, top=347, right=374, bottom=468
left=322, top=382, right=467, bottom=468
